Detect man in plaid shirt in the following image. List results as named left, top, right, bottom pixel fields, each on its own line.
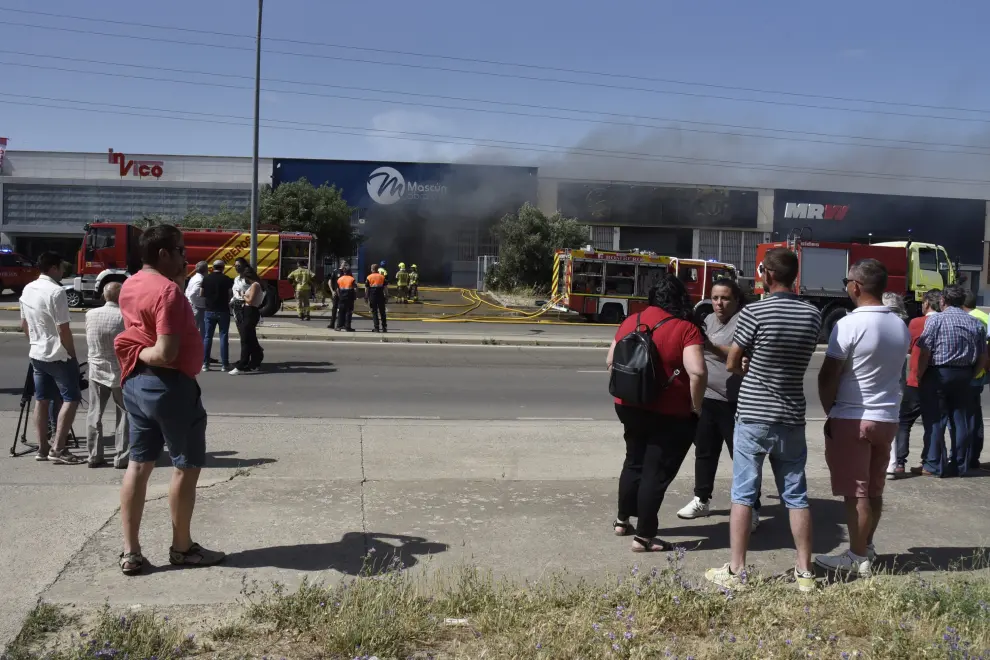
left=84, top=282, right=129, bottom=469
left=916, top=285, right=988, bottom=477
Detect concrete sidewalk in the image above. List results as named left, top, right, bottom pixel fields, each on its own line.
left=2, top=413, right=988, bottom=649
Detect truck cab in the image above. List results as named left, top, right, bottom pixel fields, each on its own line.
left=875, top=241, right=956, bottom=312
left=68, top=222, right=141, bottom=307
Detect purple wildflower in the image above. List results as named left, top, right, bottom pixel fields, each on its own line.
left=625, top=631, right=633, bottom=640
left=613, top=644, right=620, bottom=651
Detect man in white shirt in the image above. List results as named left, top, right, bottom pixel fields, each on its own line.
left=817, top=258, right=911, bottom=577
left=84, top=282, right=128, bottom=468
left=19, top=251, right=84, bottom=465
left=185, top=261, right=208, bottom=338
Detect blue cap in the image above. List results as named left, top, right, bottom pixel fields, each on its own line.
left=380, top=260, right=386, bottom=266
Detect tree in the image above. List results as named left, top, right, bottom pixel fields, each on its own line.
left=132, top=202, right=248, bottom=230
left=486, top=203, right=587, bottom=291
left=258, top=179, right=361, bottom=259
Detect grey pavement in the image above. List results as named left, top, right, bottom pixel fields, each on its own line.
left=0, top=308, right=615, bottom=347
left=2, top=334, right=990, bottom=651
left=2, top=336, right=989, bottom=421
left=2, top=414, right=988, bottom=652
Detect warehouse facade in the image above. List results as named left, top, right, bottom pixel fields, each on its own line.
left=0, top=149, right=270, bottom=265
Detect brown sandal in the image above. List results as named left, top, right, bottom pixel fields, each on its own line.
left=119, top=552, right=146, bottom=576
left=613, top=519, right=635, bottom=536
left=169, top=542, right=225, bottom=567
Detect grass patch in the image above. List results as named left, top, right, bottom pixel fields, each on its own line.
left=5, top=604, right=195, bottom=660
left=4, top=603, right=75, bottom=660
left=233, top=557, right=990, bottom=659
left=11, top=557, right=990, bottom=659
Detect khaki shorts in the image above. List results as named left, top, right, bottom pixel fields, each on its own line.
left=824, top=418, right=897, bottom=498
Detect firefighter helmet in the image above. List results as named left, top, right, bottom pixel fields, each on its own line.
left=398, top=262, right=406, bottom=269
left=411, top=264, right=418, bottom=270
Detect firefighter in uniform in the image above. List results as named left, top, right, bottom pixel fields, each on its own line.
left=287, top=260, right=316, bottom=321
left=336, top=266, right=357, bottom=332
left=365, top=264, right=388, bottom=333
left=378, top=260, right=388, bottom=278
left=395, top=262, right=410, bottom=303
left=408, top=264, right=420, bottom=303
left=326, top=261, right=346, bottom=329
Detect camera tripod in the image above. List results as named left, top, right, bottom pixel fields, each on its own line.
left=11, top=363, right=84, bottom=458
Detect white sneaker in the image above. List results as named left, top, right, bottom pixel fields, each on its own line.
left=201, top=364, right=209, bottom=373
left=229, top=368, right=242, bottom=376
left=815, top=549, right=871, bottom=578
left=751, top=508, right=761, bottom=532
left=676, top=496, right=710, bottom=519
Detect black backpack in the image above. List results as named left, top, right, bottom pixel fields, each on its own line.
left=609, top=313, right=682, bottom=405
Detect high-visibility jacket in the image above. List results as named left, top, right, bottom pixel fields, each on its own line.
left=408, top=271, right=419, bottom=285
left=378, top=267, right=388, bottom=278
left=288, top=268, right=315, bottom=293
left=337, top=275, right=357, bottom=290
left=366, top=272, right=386, bottom=289
left=396, top=270, right=410, bottom=286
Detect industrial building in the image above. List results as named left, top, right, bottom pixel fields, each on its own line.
left=273, top=158, right=538, bottom=286
left=0, top=149, right=270, bottom=265
left=2, top=148, right=988, bottom=296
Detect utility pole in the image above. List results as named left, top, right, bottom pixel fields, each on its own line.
left=249, top=0, right=263, bottom=269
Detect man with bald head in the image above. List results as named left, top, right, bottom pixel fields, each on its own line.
left=84, top=281, right=129, bottom=468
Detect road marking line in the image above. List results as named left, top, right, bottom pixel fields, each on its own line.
left=212, top=412, right=281, bottom=418
left=517, top=416, right=595, bottom=421
left=361, top=415, right=442, bottom=420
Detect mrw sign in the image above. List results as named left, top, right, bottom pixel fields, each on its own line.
left=783, top=202, right=850, bottom=221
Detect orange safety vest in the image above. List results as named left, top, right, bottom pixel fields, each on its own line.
left=337, top=275, right=356, bottom=290
left=366, top=272, right=385, bottom=288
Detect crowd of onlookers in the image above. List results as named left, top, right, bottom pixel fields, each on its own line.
left=20, top=226, right=224, bottom=573
left=607, top=247, right=988, bottom=590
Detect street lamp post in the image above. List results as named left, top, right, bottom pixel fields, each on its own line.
left=249, top=0, right=263, bottom=269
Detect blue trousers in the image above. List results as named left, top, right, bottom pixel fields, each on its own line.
left=921, top=367, right=977, bottom=477
left=203, top=310, right=231, bottom=368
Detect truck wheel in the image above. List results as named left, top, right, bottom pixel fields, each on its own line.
left=821, top=306, right=849, bottom=341
left=65, top=289, right=83, bottom=308
left=259, top=283, right=281, bottom=317
left=598, top=304, right=625, bottom=324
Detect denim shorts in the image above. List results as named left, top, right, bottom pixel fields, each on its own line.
left=31, top=358, right=82, bottom=403
left=123, top=367, right=208, bottom=469
left=730, top=419, right=809, bottom=509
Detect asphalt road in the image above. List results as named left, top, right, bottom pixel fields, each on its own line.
left=3, top=334, right=972, bottom=421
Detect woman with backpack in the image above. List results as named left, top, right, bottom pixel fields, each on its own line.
left=606, top=274, right=708, bottom=552
left=675, top=278, right=762, bottom=531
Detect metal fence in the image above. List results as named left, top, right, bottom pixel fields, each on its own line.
left=476, top=254, right=498, bottom=292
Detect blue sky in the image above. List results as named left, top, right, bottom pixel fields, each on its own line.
left=2, top=0, right=990, bottom=197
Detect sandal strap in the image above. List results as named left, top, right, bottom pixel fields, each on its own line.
left=119, top=552, right=144, bottom=568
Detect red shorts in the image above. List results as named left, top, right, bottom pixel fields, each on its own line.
left=824, top=418, right=897, bottom=498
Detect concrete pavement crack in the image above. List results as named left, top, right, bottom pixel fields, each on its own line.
left=359, top=423, right=369, bottom=556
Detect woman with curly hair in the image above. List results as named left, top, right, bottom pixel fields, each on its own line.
left=606, top=273, right=708, bottom=552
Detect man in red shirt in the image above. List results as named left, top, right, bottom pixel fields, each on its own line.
left=114, top=225, right=224, bottom=575
left=890, top=290, right=941, bottom=477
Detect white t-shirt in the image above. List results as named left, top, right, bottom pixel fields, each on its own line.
left=826, top=305, right=912, bottom=423
left=19, top=274, right=72, bottom=362
left=185, top=272, right=205, bottom=309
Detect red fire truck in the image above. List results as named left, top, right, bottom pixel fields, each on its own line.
left=552, top=248, right=738, bottom=323
left=66, top=221, right=317, bottom=316
left=755, top=235, right=956, bottom=338
left=0, top=247, right=39, bottom=296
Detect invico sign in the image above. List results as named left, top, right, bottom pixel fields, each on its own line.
left=366, top=166, right=447, bottom=205
left=107, top=148, right=164, bottom=179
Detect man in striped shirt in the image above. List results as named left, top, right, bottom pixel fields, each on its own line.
left=706, top=247, right=822, bottom=593
left=916, top=285, right=988, bottom=477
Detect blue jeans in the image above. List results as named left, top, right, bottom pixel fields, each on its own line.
left=31, top=358, right=82, bottom=403
left=193, top=307, right=206, bottom=339
left=123, top=367, right=207, bottom=469
left=921, top=367, right=976, bottom=477
left=203, top=310, right=231, bottom=368
left=971, top=379, right=985, bottom=467
left=730, top=420, right=809, bottom=509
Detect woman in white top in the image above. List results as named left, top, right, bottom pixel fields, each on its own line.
left=230, top=258, right=264, bottom=375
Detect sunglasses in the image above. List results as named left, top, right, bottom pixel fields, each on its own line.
left=842, top=278, right=862, bottom=287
